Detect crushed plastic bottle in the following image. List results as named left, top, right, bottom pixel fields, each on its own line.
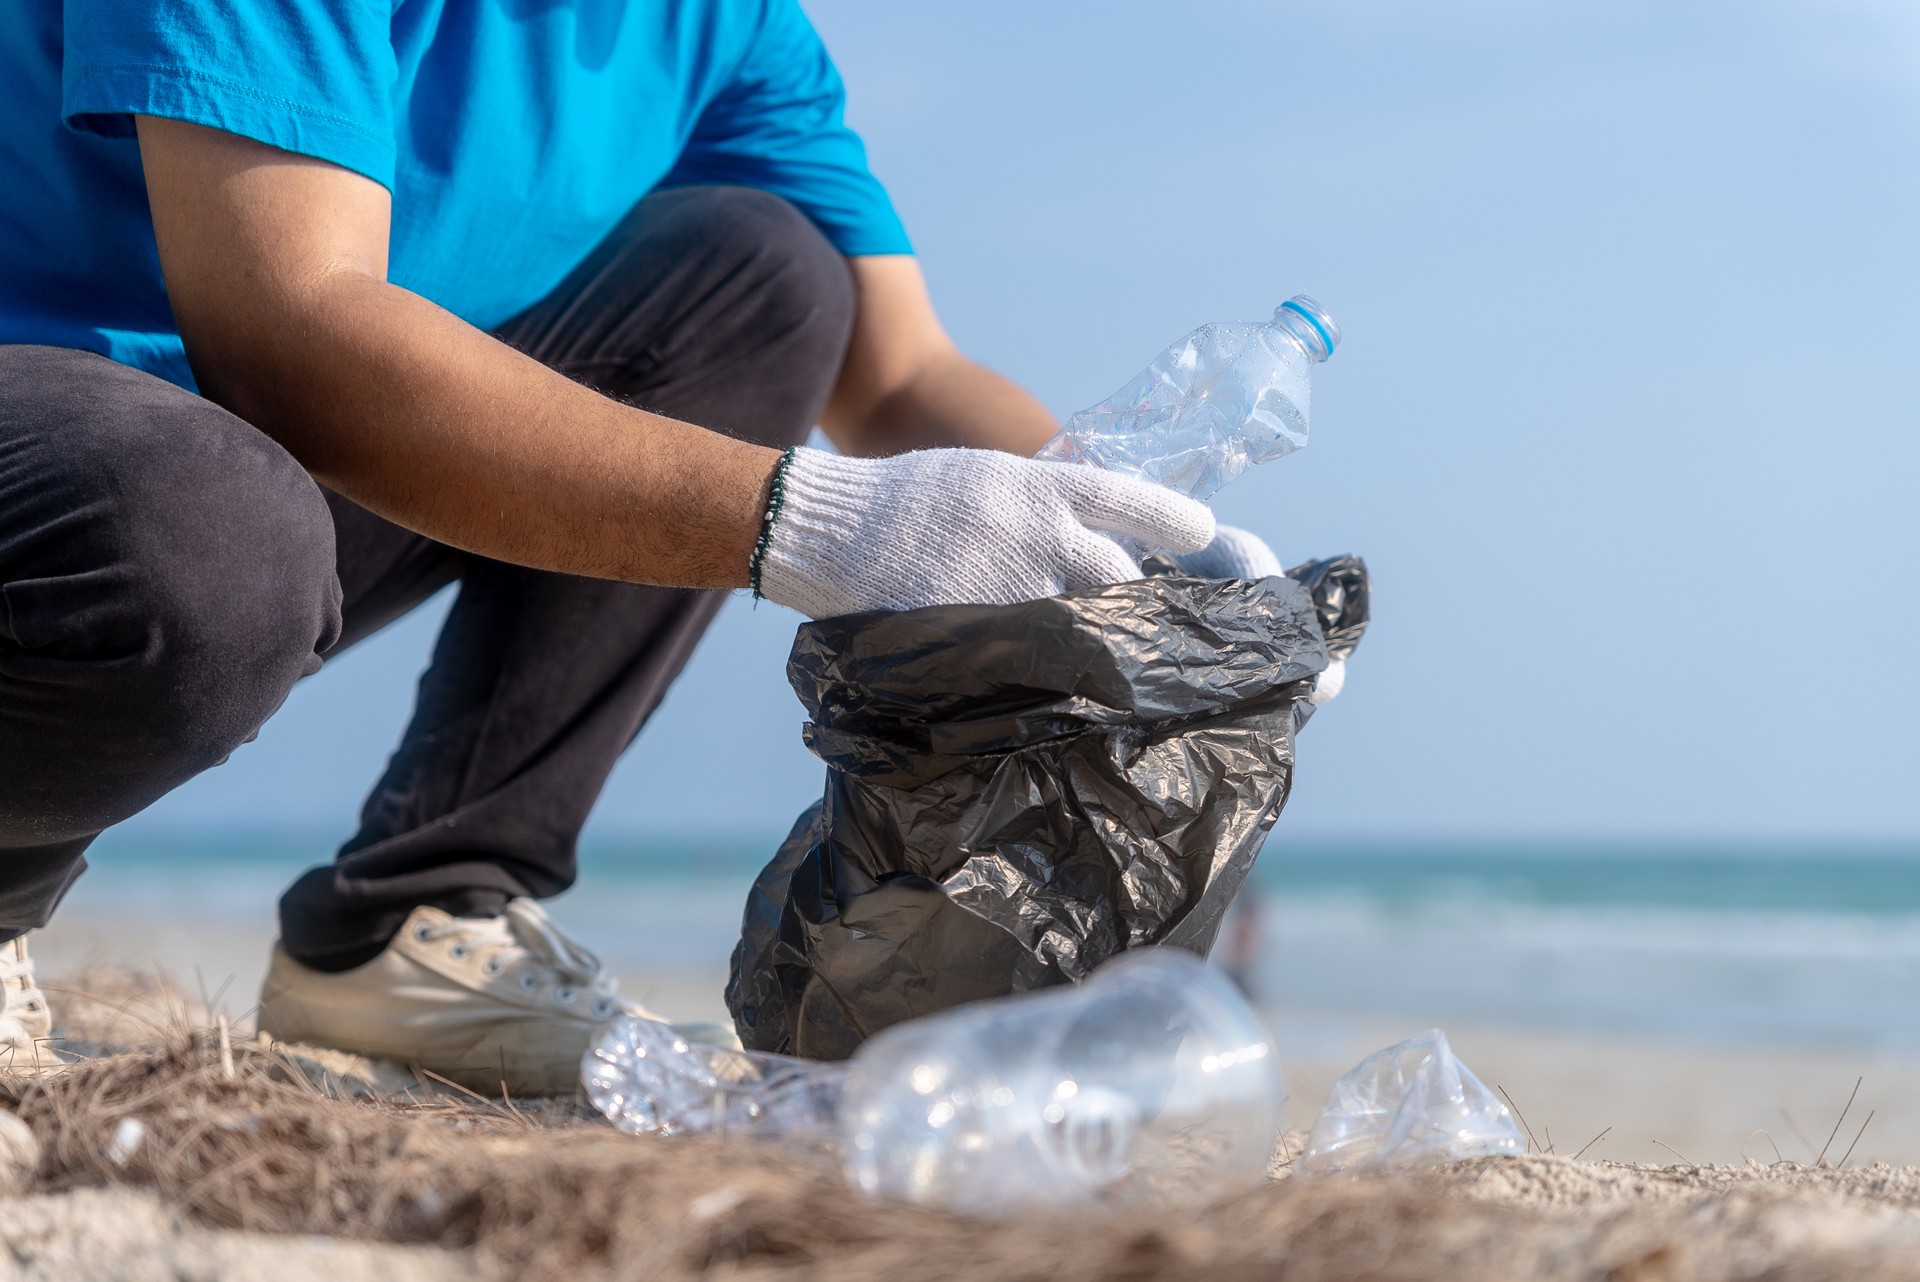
left=582, top=1014, right=844, bottom=1140
left=585, top=948, right=1284, bottom=1216
left=842, top=947, right=1283, bottom=1214
left=1036, top=295, right=1339, bottom=502
left=1294, top=1029, right=1525, bottom=1177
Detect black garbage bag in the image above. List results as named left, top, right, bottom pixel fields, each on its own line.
left=726, top=556, right=1370, bottom=1060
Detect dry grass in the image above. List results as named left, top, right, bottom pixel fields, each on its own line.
left=3, top=972, right=1920, bottom=1282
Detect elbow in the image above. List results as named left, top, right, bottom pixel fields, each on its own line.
left=172, top=269, right=377, bottom=466
left=821, top=338, right=962, bottom=458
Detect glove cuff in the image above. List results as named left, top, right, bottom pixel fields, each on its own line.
left=756, top=447, right=886, bottom=619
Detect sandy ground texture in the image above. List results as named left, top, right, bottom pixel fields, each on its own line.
left=35, top=910, right=1920, bottom=1167
left=0, top=1187, right=475, bottom=1282
left=0, top=970, right=1917, bottom=1281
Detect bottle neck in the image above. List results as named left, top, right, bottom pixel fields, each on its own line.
left=1271, top=298, right=1338, bottom=363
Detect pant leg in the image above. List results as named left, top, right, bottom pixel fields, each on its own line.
left=277, top=185, right=855, bottom=969
left=0, top=345, right=342, bottom=936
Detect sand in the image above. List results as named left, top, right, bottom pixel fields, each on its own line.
left=0, top=967, right=1916, bottom=1281
left=0, top=1187, right=476, bottom=1282
left=34, top=909, right=1920, bottom=1167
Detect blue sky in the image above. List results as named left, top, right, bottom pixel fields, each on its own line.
left=119, top=0, right=1919, bottom=849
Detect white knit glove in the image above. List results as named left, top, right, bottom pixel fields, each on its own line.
left=1309, top=657, right=1346, bottom=705
left=1169, top=524, right=1286, bottom=580
left=755, top=447, right=1216, bottom=619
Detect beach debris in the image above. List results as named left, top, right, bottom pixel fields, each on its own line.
left=0, top=1109, right=40, bottom=1193
left=1296, top=1029, right=1524, bottom=1177
left=259, top=1034, right=422, bottom=1100
left=1651, top=1139, right=1696, bottom=1167
left=730, top=559, right=1369, bottom=1062
left=590, top=948, right=1284, bottom=1216
left=1574, top=1126, right=1614, bottom=1161
left=12, top=999, right=1920, bottom=1280
left=1038, top=294, right=1340, bottom=502
left=728, top=301, right=1365, bottom=1064
left=583, top=1016, right=842, bottom=1140
left=686, top=1185, right=752, bottom=1223
left=1839, top=1110, right=1876, bottom=1168
left=1815, top=1077, right=1862, bottom=1166
left=104, top=1116, right=147, bottom=1167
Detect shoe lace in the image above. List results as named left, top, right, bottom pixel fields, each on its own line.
left=417, top=900, right=618, bottom=999
left=502, top=898, right=617, bottom=995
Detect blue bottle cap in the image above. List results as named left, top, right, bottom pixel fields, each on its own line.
left=1276, top=296, right=1340, bottom=361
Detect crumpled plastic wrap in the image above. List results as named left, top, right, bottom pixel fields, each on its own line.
left=726, top=557, right=1370, bottom=1060
left=1296, top=1029, right=1526, bottom=1176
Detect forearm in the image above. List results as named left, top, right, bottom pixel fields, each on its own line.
left=184, top=272, right=774, bottom=588
left=139, top=116, right=772, bottom=588
left=822, top=255, right=1058, bottom=458
left=837, top=346, right=1058, bottom=457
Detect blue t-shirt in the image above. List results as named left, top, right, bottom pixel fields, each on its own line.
left=0, top=0, right=910, bottom=390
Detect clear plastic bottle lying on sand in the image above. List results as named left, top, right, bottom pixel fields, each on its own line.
left=1036, top=295, right=1340, bottom=501
left=1295, top=1028, right=1525, bottom=1177
left=584, top=949, right=1285, bottom=1216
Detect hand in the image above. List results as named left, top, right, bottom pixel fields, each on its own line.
left=757, top=448, right=1216, bottom=618
left=1168, top=524, right=1285, bottom=581
left=1308, top=657, right=1346, bottom=704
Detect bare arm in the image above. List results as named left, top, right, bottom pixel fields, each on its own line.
left=138, top=117, right=774, bottom=588
left=822, top=256, right=1059, bottom=457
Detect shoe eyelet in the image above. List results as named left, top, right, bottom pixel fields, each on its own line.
left=413, top=925, right=433, bottom=942
left=482, top=958, right=503, bottom=977
left=591, top=998, right=614, bottom=1018
left=519, top=972, right=541, bottom=992
left=554, top=987, right=576, bottom=1004
left=448, top=943, right=471, bottom=961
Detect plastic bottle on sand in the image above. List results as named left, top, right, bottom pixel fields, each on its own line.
left=584, top=948, right=1284, bottom=1216
left=840, top=948, right=1284, bottom=1214
left=1037, top=294, right=1340, bottom=501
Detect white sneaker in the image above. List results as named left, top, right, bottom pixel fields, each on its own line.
left=0, top=935, right=55, bottom=1070
left=256, top=898, right=737, bottom=1097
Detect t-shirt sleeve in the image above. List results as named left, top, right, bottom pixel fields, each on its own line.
left=664, top=0, right=912, bottom=257
left=61, top=0, right=398, bottom=189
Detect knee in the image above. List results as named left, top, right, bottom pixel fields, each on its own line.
left=122, top=440, right=340, bottom=755
left=648, top=186, right=857, bottom=444
left=9, top=393, right=341, bottom=763
left=714, top=187, right=857, bottom=348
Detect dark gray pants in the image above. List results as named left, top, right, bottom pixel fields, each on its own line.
left=0, top=186, right=854, bottom=969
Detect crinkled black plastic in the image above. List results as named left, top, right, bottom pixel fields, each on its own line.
left=726, top=556, right=1370, bottom=1060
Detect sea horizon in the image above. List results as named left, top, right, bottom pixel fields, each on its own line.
left=56, top=825, right=1920, bottom=1057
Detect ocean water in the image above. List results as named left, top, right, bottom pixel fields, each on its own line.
left=1250, top=844, right=1920, bottom=1052
left=75, top=830, right=1920, bottom=1053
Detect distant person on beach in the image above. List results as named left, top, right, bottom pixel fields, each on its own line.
left=1217, top=892, right=1266, bottom=1001
left=0, top=0, right=1297, bottom=1089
